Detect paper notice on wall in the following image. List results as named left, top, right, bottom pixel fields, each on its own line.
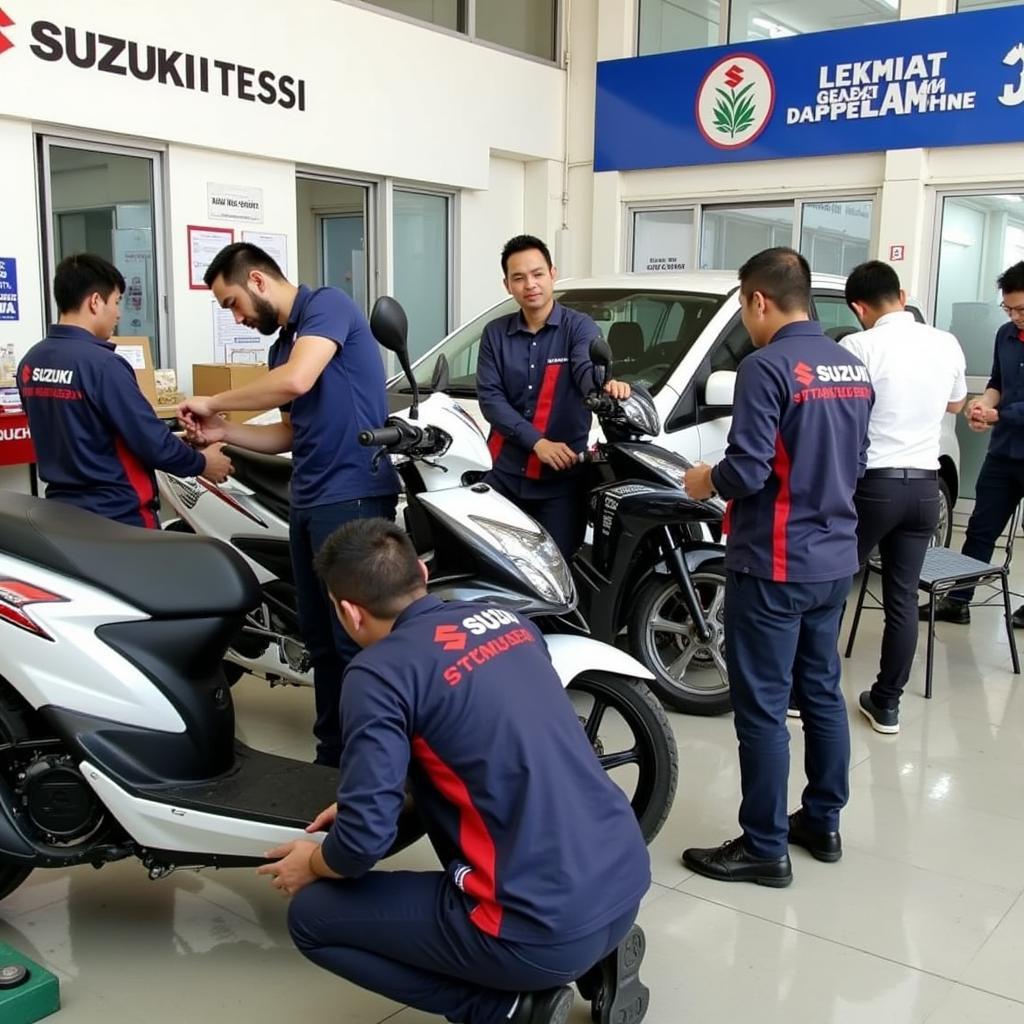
left=213, top=302, right=272, bottom=363
left=242, top=231, right=289, bottom=277
left=115, top=345, right=148, bottom=370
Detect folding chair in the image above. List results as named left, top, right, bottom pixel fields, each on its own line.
left=844, top=502, right=1022, bottom=699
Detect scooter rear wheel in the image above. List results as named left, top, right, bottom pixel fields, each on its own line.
left=567, top=673, right=678, bottom=843
left=0, top=688, right=35, bottom=901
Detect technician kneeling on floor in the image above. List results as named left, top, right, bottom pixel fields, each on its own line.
left=257, top=518, right=651, bottom=1024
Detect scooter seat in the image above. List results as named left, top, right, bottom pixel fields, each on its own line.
left=0, top=492, right=259, bottom=618
left=225, top=446, right=291, bottom=522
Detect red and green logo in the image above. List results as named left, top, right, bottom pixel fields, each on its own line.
left=696, top=54, right=775, bottom=150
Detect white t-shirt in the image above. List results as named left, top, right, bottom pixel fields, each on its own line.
left=840, top=311, right=967, bottom=470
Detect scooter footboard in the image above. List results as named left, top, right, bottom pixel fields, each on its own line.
left=542, top=634, right=655, bottom=689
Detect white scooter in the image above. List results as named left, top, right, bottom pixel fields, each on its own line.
left=146, top=297, right=677, bottom=843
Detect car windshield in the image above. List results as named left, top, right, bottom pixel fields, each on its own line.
left=397, top=288, right=728, bottom=396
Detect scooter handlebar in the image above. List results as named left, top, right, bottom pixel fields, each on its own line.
left=359, top=425, right=405, bottom=448
left=584, top=393, right=617, bottom=415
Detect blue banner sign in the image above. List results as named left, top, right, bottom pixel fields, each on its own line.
left=595, top=8, right=1024, bottom=170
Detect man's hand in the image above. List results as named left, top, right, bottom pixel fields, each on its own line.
left=604, top=379, right=631, bottom=400
left=178, top=395, right=217, bottom=427
left=256, top=839, right=320, bottom=897
left=683, top=462, right=715, bottom=500
left=966, top=400, right=997, bottom=432
left=533, top=438, right=578, bottom=471
left=200, top=443, right=233, bottom=483
left=306, top=803, right=338, bottom=834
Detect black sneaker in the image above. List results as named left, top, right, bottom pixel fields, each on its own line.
left=1012, top=605, right=1024, bottom=629
left=681, top=836, right=792, bottom=887
left=858, top=691, right=899, bottom=735
left=576, top=925, right=649, bottom=1024
left=787, top=809, right=842, bottom=863
left=509, top=986, right=574, bottom=1024
left=918, top=597, right=970, bottom=624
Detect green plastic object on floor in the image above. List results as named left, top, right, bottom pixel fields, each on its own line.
left=0, top=942, right=60, bottom=1024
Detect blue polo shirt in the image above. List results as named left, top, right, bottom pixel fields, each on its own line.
left=985, top=321, right=1024, bottom=461
left=477, top=302, right=602, bottom=498
left=710, top=321, right=873, bottom=583
left=320, top=595, right=650, bottom=942
left=270, top=286, right=399, bottom=508
left=17, top=325, right=205, bottom=528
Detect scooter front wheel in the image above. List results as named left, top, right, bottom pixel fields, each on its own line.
left=567, top=673, right=678, bottom=844
left=628, top=564, right=731, bottom=716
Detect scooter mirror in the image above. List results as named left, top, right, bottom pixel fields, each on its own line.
left=589, top=335, right=614, bottom=372
left=431, top=353, right=451, bottom=393
left=370, top=296, right=409, bottom=356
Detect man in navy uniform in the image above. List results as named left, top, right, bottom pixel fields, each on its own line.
left=179, top=243, right=400, bottom=767
left=682, top=248, right=873, bottom=886
left=258, top=518, right=651, bottom=1024
left=477, top=235, right=630, bottom=558
left=18, top=253, right=231, bottom=527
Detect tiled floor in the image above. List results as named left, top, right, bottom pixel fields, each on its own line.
left=2, top=532, right=1024, bottom=1023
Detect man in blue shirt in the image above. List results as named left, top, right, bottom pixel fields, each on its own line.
left=682, top=248, right=873, bottom=886
left=258, top=518, right=651, bottom=1024
left=925, top=261, right=1024, bottom=625
left=18, top=253, right=232, bottom=528
left=477, top=235, right=630, bottom=557
left=179, top=243, right=400, bottom=766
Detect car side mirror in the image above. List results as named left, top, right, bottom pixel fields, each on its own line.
left=430, top=352, right=451, bottom=393
left=704, top=370, right=737, bottom=409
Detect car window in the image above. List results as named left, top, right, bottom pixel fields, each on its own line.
left=403, top=289, right=726, bottom=396
left=709, top=315, right=755, bottom=374
left=812, top=292, right=861, bottom=333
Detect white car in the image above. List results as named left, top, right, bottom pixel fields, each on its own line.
left=388, top=271, right=959, bottom=547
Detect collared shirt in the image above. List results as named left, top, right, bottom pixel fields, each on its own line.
left=710, top=321, right=874, bottom=583
left=476, top=302, right=602, bottom=498
left=320, top=594, right=651, bottom=943
left=984, top=320, right=1024, bottom=461
left=16, top=325, right=204, bottom=528
left=269, top=285, right=399, bottom=508
left=840, top=311, right=966, bottom=470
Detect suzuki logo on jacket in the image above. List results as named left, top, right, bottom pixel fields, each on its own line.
left=31, top=367, right=75, bottom=385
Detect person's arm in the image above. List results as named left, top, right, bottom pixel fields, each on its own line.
left=97, top=357, right=206, bottom=478
left=191, top=414, right=295, bottom=455
left=476, top=326, right=544, bottom=452
left=709, top=358, right=784, bottom=500
left=947, top=339, right=968, bottom=415
left=316, top=667, right=412, bottom=879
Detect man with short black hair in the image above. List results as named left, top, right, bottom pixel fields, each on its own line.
left=17, top=253, right=231, bottom=528
left=681, top=248, right=873, bottom=886
left=179, top=242, right=400, bottom=767
left=925, top=261, right=1024, bottom=627
left=476, top=234, right=630, bottom=558
left=258, top=518, right=651, bottom=1024
left=840, top=261, right=966, bottom=734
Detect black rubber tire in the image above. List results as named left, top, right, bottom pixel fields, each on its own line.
left=934, top=477, right=952, bottom=549
left=627, top=564, right=731, bottom=716
left=567, top=673, right=678, bottom=844
left=0, top=690, right=34, bottom=901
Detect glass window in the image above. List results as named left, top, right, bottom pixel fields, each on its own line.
left=632, top=209, right=696, bottom=272
left=729, top=0, right=897, bottom=42
left=709, top=315, right=755, bottom=373
left=366, top=0, right=464, bottom=31
left=46, top=144, right=164, bottom=363
left=800, top=200, right=872, bottom=276
left=393, top=190, right=451, bottom=362
left=476, top=0, right=557, bottom=60
left=700, top=203, right=794, bottom=270
left=957, top=0, right=1019, bottom=9
left=812, top=293, right=862, bottom=335
left=638, top=0, right=720, bottom=55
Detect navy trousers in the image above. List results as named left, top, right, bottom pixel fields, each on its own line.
left=725, top=571, right=852, bottom=858
left=289, top=494, right=398, bottom=766
left=288, top=871, right=638, bottom=1024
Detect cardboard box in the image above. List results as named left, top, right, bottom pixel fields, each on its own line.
left=192, top=363, right=270, bottom=423
left=113, top=336, right=158, bottom=409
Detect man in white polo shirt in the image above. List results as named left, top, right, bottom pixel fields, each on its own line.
left=840, top=261, right=967, bottom=734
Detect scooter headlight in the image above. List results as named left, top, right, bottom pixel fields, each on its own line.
left=626, top=448, right=689, bottom=489
left=468, top=516, right=574, bottom=606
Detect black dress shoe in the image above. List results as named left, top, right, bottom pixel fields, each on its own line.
left=509, top=986, right=574, bottom=1024
left=1012, top=605, right=1024, bottom=629
left=576, top=925, right=649, bottom=1024
left=681, top=836, right=792, bottom=887
left=858, top=691, right=899, bottom=734
left=918, top=597, right=970, bottom=624
left=788, top=809, right=842, bottom=863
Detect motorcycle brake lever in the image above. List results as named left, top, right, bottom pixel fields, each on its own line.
left=420, top=457, right=448, bottom=472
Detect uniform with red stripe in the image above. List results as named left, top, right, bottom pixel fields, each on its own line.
left=318, top=594, right=651, bottom=943
left=17, top=325, right=204, bottom=528
left=710, top=320, right=874, bottom=582
left=476, top=302, right=602, bottom=497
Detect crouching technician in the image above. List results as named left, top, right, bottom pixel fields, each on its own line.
left=257, top=518, right=651, bottom=1024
